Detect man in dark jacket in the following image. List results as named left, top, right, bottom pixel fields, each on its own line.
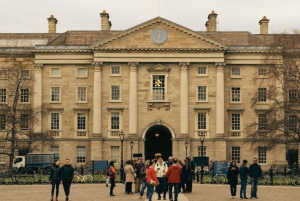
left=249, top=158, right=262, bottom=199
left=166, top=158, right=182, bottom=201
left=239, top=159, right=249, bottom=199
left=61, top=158, right=74, bottom=201
left=186, top=154, right=195, bottom=193
left=134, top=158, right=143, bottom=193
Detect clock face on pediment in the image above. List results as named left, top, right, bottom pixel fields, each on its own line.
left=151, top=28, right=168, bottom=45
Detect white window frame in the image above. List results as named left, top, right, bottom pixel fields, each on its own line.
left=77, top=146, right=86, bottom=164
left=228, top=110, right=244, bottom=137
left=149, top=73, right=169, bottom=102
left=230, top=67, right=242, bottom=78
left=231, top=146, right=240, bottom=163
left=0, top=88, right=7, bottom=103
left=257, top=68, right=268, bottom=78
left=50, top=87, right=61, bottom=103
left=108, top=110, right=123, bottom=138
left=288, top=89, right=298, bottom=104
left=77, top=67, right=88, bottom=78
left=110, top=65, right=121, bottom=76
left=20, top=114, right=29, bottom=130
left=50, top=146, right=59, bottom=154
left=110, top=85, right=121, bottom=102
left=76, top=87, right=87, bottom=103
left=0, top=69, right=8, bottom=79
left=111, top=146, right=120, bottom=163
left=48, top=112, right=62, bottom=137
left=0, top=114, right=6, bottom=131
left=20, top=69, right=30, bottom=79
left=258, top=87, right=268, bottom=103
left=74, top=112, right=88, bottom=138
left=197, top=146, right=207, bottom=157
left=230, top=87, right=242, bottom=103
left=196, top=85, right=208, bottom=102
left=50, top=67, right=61, bottom=77
left=194, top=109, right=210, bottom=138
left=0, top=146, right=5, bottom=164
left=258, top=147, right=267, bottom=164
left=20, top=88, right=30, bottom=103
left=197, top=66, right=208, bottom=77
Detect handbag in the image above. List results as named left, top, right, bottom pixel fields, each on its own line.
left=150, top=179, right=158, bottom=187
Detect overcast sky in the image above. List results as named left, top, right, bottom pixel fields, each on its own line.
left=1, top=0, right=299, bottom=34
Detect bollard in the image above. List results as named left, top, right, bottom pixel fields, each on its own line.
left=269, top=167, right=274, bottom=185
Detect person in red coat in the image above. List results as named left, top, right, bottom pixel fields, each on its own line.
left=166, top=158, right=182, bottom=201
left=146, top=161, right=159, bottom=201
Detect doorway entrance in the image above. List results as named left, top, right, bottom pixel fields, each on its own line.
left=144, top=125, right=172, bottom=161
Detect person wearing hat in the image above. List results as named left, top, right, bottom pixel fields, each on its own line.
left=185, top=154, right=195, bottom=193
left=239, top=159, right=249, bottom=199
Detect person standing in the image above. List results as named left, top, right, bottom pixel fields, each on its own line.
left=49, top=160, right=61, bottom=201
left=139, top=163, right=149, bottom=199
left=61, top=158, right=74, bottom=201
left=179, top=159, right=188, bottom=193
left=166, top=156, right=173, bottom=167
left=239, top=159, right=249, bottom=199
left=227, top=161, right=239, bottom=199
left=155, top=157, right=168, bottom=200
left=249, top=158, right=262, bottom=199
left=166, top=158, right=182, bottom=201
left=124, top=160, right=135, bottom=194
left=146, top=161, right=159, bottom=201
left=108, top=161, right=117, bottom=196
left=185, top=154, right=195, bottom=193
left=134, top=158, right=143, bottom=193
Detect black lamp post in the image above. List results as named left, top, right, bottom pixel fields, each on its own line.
left=119, top=131, right=125, bottom=182
left=185, top=141, right=189, bottom=157
left=199, top=132, right=205, bottom=184
left=130, top=141, right=134, bottom=160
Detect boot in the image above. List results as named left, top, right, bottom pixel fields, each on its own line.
left=110, top=191, right=115, bottom=196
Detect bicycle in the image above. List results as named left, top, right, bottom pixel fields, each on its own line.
left=279, top=174, right=300, bottom=186
left=94, top=170, right=108, bottom=183
left=4, top=173, right=28, bottom=185
left=213, top=174, right=226, bottom=184
left=27, top=170, right=49, bottom=184
left=73, top=171, right=93, bottom=183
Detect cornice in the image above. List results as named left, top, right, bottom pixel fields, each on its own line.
left=94, top=48, right=226, bottom=52
left=31, top=50, right=92, bottom=53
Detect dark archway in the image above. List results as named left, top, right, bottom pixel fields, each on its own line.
left=145, top=125, right=172, bottom=161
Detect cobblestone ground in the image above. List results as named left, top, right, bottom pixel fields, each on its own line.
left=0, top=183, right=299, bottom=201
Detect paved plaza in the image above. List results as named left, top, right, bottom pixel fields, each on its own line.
left=0, top=183, right=299, bottom=201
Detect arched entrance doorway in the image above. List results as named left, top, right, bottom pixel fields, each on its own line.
left=145, top=125, right=172, bottom=161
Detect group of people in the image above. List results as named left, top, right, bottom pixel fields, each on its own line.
left=107, top=155, right=196, bottom=201
left=48, top=159, right=74, bottom=201
left=227, top=158, right=262, bottom=199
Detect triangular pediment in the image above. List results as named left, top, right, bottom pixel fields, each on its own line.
left=147, top=64, right=170, bottom=72
left=92, top=17, right=227, bottom=51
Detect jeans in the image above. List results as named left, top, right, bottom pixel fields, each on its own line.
left=147, top=183, right=154, bottom=201
left=62, top=180, right=72, bottom=197
left=230, top=184, right=237, bottom=196
left=168, top=183, right=179, bottom=201
left=240, top=179, right=247, bottom=198
left=157, top=177, right=166, bottom=198
left=140, top=179, right=148, bottom=197
left=110, top=178, right=115, bottom=194
left=251, top=178, right=258, bottom=198
left=51, top=180, right=60, bottom=198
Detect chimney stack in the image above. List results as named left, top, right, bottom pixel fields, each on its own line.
left=47, top=15, right=58, bottom=33
left=259, top=16, right=270, bottom=34
left=100, top=10, right=112, bottom=31
left=206, top=10, right=218, bottom=32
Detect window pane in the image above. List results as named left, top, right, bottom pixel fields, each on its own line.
left=51, top=113, right=59, bottom=130
left=111, top=86, right=120, bottom=100
left=51, top=87, right=60, bottom=102
left=78, top=68, right=87, bottom=77
left=258, top=68, right=267, bottom=76
left=77, top=146, right=86, bottom=163
left=258, top=114, right=267, bottom=130
left=198, top=67, right=206, bottom=75
left=289, top=89, right=297, bottom=103
left=111, top=146, right=120, bottom=163
left=258, top=147, right=267, bottom=164
left=111, top=112, right=119, bottom=129
left=258, top=88, right=267, bottom=102
left=77, top=87, right=86, bottom=102
left=232, top=68, right=240, bottom=76
left=0, top=70, right=7, bottom=78
left=231, top=114, right=240, bottom=130
left=231, top=88, right=240, bottom=102
left=21, top=89, right=29, bottom=102
left=152, top=75, right=165, bottom=100
left=0, top=146, right=5, bottom=163
left=20, top=114, right=29, bottom=130
left=111, top=66, right=120, bottom=75
left=198, top=146, right=207, bottom=156
left=198, top=113, right=206, bottom=129
left=51, top=68, right=60, bottom=77
left=77, top=113, right=86, bottom=130
left=50, top=146, right=59, bottom=154
left=0, top=114, right=5, bottom=130
left=198, top=86, right=207, bottom=101
left=231, top=147, right=240, bottom=163
left=289, top=115, right=297, bottom=132
left=0, top=89, right=6, bottom=103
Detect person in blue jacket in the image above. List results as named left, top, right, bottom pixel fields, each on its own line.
left=249, top=158, right=262, bottom=199
left=239, top=159, right=249, bottom=199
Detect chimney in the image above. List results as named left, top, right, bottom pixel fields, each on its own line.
left=47, top=15, right=58, bottom=33
left=205, top=21, right=209, bottom=31
left=100, top=10, right=112, bottom=31
left=259, top=16, right=270, bottom=34
left=207, top=10, right=218, bottom=31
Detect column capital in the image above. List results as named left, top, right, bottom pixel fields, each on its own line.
left=179, top=62, right=189, bottom=72
left=215, top=62, right=226, bottom=72
left=128, top=62, right=138, bottom=71
left=33, top=64, right=43, bottom=72
left=92, top=62, right=103, bottom=71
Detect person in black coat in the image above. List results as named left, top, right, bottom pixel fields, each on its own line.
left=49, top=160, right=61, bottom=201
left=60, top=158, right=74, bottom=201
left=179, top=159, right=188, bottom=193
left=227, top=161, right=239, bottom=199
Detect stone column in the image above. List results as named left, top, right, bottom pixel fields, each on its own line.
left=215, top=63, right=226, bottom=138
left=92, top=62, right=102, bottom=138
left=128, top=62, right=138, bottom=138
left=179, top=62, right=189, bottom=137
left=33, top=64, right=43, bottom=133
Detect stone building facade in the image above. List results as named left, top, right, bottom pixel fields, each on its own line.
left=0, top=10, right=296, bottom=170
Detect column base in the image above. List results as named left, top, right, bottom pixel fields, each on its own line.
left=128, top=134, right=139, bottom=138
left=92, top=133, right=102, bottom=138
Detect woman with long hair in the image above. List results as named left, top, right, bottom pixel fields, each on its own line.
left=49, top=160, right=61, bottom=201
left=124, top=160, right=135, bottom=194
left=108, top=160, right=117, bottom=196
left=146, top=161, right=159, bottom=201
left=227, top=161, right=239, bottom=199
left=179, top=159, right=188, bottom=193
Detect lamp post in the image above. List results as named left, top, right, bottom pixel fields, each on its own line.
left=130, top=141, right=134, bottom=160
left=119, top=131, right=125, bottom=182
left=199, top=132, right=205, bottom=184
left=185, top=141, right=189, bottom=157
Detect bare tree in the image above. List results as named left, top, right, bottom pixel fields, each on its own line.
left=0, top=57, right=53, bottom=173
left=246, top=30, right=300, bottom=165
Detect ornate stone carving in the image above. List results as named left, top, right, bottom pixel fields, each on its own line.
left=179, top=62, right=190, bottom=72
left=215, top=62, right=226, bottom=71
left=92, top=62, right=103, bottom=71
left=147, top=102, right=171, bottom=110
left=147, top=64, right=170, bottom=72
left=33, top=64, right=43, bottom=72
left=128, top=62, right=138, bottom=71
